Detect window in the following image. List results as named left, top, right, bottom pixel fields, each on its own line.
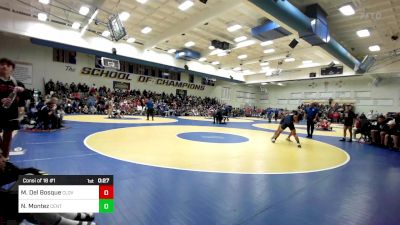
left=53, top=48, right=76, bottom=64
left=221, top=87, right=230, bottom=100
left=189, top=74, right=194, bottom=83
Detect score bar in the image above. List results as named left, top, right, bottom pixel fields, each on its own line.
left=17, top=175, right=114, bottom=213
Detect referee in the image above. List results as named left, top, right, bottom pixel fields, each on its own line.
left=305, top=103, right=319, bottom=138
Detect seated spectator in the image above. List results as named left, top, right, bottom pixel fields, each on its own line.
left=37, top=97, right=62, bottom=130
left=366, top=110, right=374, bottom=120
left=384, top=120, right=399, bottom=149
left=353, top=114, right=371, bottom=141
left=370, top=115, right=388, bottom=145
left=82, top=105, right=89, bottom=114
left=316, top=118, right=332, bottom=131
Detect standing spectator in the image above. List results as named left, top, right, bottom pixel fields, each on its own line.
left=305, top=103, right=319, bottom=138
left=0, top=58, right=27, bottom=160
left=340, top=105, right=356, bottom=142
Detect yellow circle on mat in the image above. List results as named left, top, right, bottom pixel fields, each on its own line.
left=252, top=123, right=344, bottom=137
left=64, top=115, right=177, bottom=124
left=178, top=116, right=253, bottom=123
left=84, top=126, right=349, bottom=174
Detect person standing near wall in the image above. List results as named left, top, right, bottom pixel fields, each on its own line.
left=0, top=58, right=26, bottom=160
left=340, top=105, right=356, bottom=142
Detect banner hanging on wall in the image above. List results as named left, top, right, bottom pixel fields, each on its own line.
left=81, top=67, right=132, bottom=81
left=14, top=62, right=33, bottom=84
left=113, top=81, right=130, bottom=90
left=137, top=76, right=205, bottom=91
left=80, top=67, right=206, bottom=91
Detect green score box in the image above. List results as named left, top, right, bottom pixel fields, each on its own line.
left=99, top=199, right=114, bottom=213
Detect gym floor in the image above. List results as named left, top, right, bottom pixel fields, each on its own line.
left=11, top=115, right=400, bottom=225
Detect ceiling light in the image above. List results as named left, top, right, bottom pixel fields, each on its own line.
left=127, top=37, right=136, bottom=43
left=261, top=66, right=270, bottom=71
left=237, top=54, right=247, bottom=59
left=136, top=0, right=148, bottom=3
left=260, top=41, right=273, bottom=46
left=234, top=36, right=247, bottom=43
left=38, top=13, right=47, bottom=21
left=260, top=62, right=269, bottom=66
left=302, top=60, right=312, bottom=64
left=209, top=45, right=215, bottom=50
left=79, top=6, right=90, bottom=16
left=311, top=19, right=316, bottom=26
left=209, top=49, right=224, bottom=55
left=233, top=67, right=241, bottom=71
left=72, top=22, right=81, bottom=29
left=357, top=29, right=370, bottom=38
left=141, top=26, right=152, bottom=34
left=217, top=52, right=227, bottom=57
left=119, top=12, right=130, bottom=21
left=284, top=57, right=295, bottom=62
left=297, top=63, right=321, bottom=68
left=184, top=41, right=195, bottom=47
left=261, top=82, right=267, bottom=85
left=39, top=0, right=50, bottom=4
left=369, top=45, right=380, bottom=52
left=178, top=0, right=194, bottom=11
left=102, top=30, right=110, bottom=37
left=242, top=70, right=254, bottom=75
left=167, top=49, right=176, bottom=53
left=227, top=24, right=242, bottom=32
left=211, top=61, right=220, bottom=65
left=263, top=49, right=275, bottom=54
left=339, top=4, right=355, bottom=16
left=235, top=40, right=255, bottom=48
left=325, top=35, right=331, bottom=42
left=199, top=57, right=207, bottom=62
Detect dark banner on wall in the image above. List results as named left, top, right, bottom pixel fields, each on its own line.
left=113, top=81, right=130, bottom=90
left=81, top=67, right=132, bottom=81
left=137, top=76, right=205, bottom=91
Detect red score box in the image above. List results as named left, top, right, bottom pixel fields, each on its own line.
left=99, top=185, right=114, bottom=199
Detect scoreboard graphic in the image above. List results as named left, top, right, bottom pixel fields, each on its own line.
left=17, top=175, right=114, bottom=213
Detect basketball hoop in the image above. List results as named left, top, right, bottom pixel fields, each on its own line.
left=101, top=57, right=120, bottom=70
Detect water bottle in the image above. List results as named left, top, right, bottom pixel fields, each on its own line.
left=2, top=89, right=17, bottom=109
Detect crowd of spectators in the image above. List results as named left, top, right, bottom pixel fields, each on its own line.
left=22, top=80, right=400, bottom=151
left=22, top=80, right=251, bottom=129
left=297, top=102, right=400, bottom=150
